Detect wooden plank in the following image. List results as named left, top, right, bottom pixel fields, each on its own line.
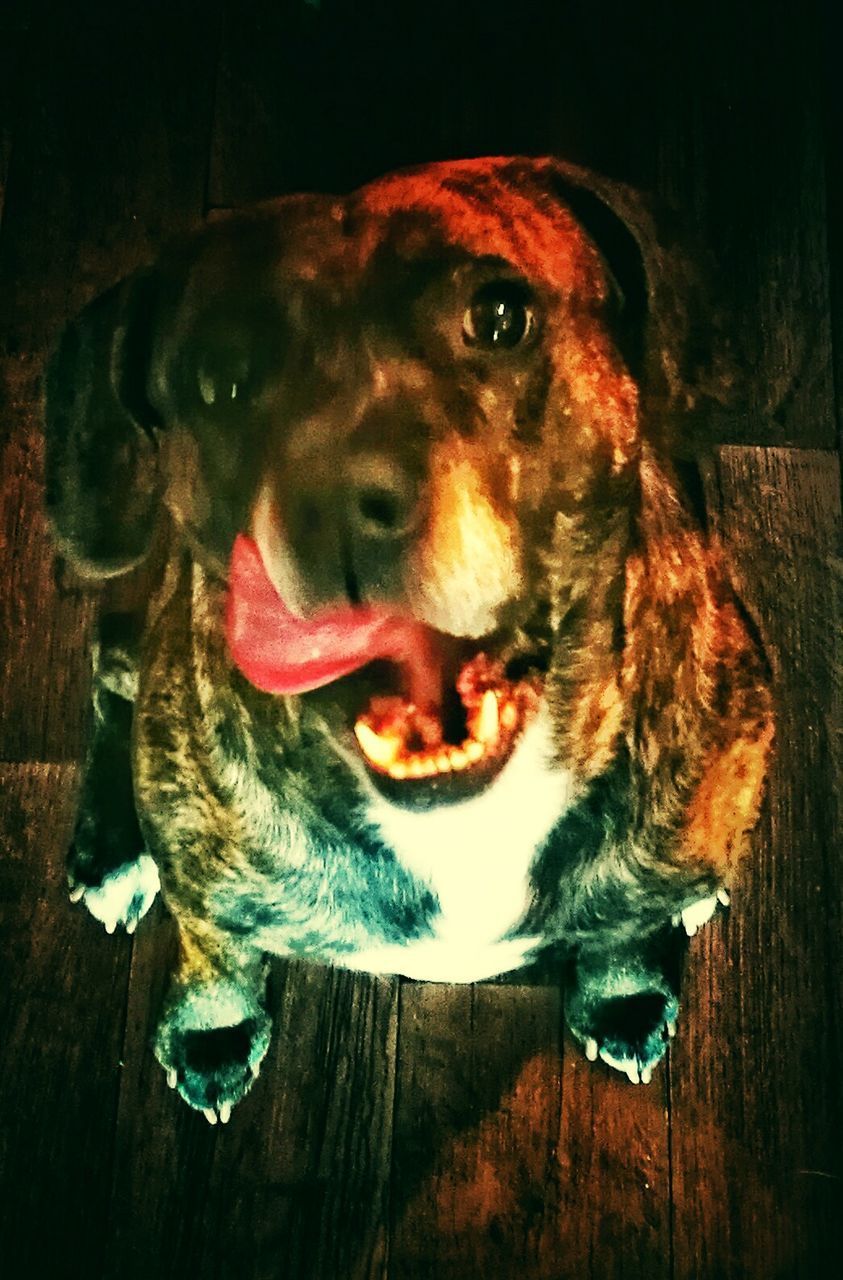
left=106, top=946, right=398, bottom=1280
left=0, top=18, right=221, bottom=763
left=554, top=1054, right=672, bottom=1279
left=0, top=416, right=97, bottom=763
left=390, top=979, right=670, bottom=1279
left=670, top=447, right=843, bottom=1276
left=0, top=763, right=132, bottom=1276
left=389, top=982, right=564, bottom=1279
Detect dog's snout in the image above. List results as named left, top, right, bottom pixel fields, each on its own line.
left=346, top=454, right=420, bottom=541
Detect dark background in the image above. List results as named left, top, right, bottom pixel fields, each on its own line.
left=0, top=2, right=840, bottom=1277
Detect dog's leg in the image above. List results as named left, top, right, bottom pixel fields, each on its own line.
left=153, top=924, right=271, bottom=1122
left=67, top=612, right=160, bottom=933
left=564, top=924, right=687, bottom=1084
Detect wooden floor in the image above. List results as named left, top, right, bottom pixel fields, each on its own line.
left=0, top=3, right=840, bottom=1277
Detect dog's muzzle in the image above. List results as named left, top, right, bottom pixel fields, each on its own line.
left=226, top=528, right=543, bottom=810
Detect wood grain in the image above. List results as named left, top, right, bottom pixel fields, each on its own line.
left=0, top=764, right=131, bottom=1277
left=670, top=447, right=843, bottom=1277
left=389, top=982, right=564, bottom=1280
left=107, top=940, right=399, bottom=1280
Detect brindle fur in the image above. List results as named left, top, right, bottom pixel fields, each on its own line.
left=46, top=157, right=773, bottom=1115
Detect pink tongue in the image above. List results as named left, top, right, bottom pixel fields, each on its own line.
left=226, top=534, right=439, bottom=701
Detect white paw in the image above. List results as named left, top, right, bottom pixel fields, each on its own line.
left=672, top=888, right=730, bottom=937
left=69, top=854, right=160, bottom=934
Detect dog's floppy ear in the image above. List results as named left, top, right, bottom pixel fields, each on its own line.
left=45, top=268, right=164, bottom=578
left=529, top=157, right=730, bottom=437
left=524, top=160, right=772, bottom=872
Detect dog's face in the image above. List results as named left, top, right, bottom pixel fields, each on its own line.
left=46, top=157, right=684, bottom=811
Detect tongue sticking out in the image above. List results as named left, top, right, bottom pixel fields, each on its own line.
left=226, top=534, right=441, bottom=705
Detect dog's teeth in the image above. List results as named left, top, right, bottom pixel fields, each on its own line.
left=203, top=1108, right=218, bottom=1126
left=500, top=700, right=518, bottom=731
left=475, top=689, right=499, bottom=744
left=449, top=747, right=468, bottom=771
left=435, top=753, right=452, bottom=773
left=388, top=761, right=409, bottom=780
left=218, top=1102, right=232, bottom=1124
left=465, top=739, right=484, bottom=764
left=408, top=755, right=437, bottom=778
left=354, top=721, right=400, bottom=769
left=585, top=1038, right=599, bottom=1062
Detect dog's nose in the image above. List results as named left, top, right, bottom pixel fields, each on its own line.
left=345, top=453, right=421, bottom=541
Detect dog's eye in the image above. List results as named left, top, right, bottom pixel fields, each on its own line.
left=462, top=282, right=535, bottom=349
left=196, top=354, right=252, bottom=410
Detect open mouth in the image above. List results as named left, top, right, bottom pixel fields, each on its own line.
left=226, top=533, right=542, bottom=807
left=352, top=651, right=540, bottom=806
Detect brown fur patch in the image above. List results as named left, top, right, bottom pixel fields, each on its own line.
left=567, top=669, right=626, bottom=780
left=620, top=457, right=773, bottom=868
left=681, top=722, right=774, bottom=872
left=411, top=437, right=521, bottom=636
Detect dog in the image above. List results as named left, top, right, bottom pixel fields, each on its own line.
left=45, top=156, right=773, bottom=1122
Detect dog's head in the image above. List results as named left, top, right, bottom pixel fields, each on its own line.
left=46, top=156, right=725, bottom=810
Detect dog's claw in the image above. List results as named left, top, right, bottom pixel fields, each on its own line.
left=166, top=1069, right=178, bottom=1089
left=68, top=884, right=85, bottom=903
left=203, top=1108, right=218, bottom=1126
left=717, top=886, right=731, bottom=906
left=640, top=1065, right=653, bottom=1085
left=585, top=1037, right=599, bottom=1062
left=680, top=894, right=720, bottom=937
left=667, top=1020, right=677, bottom=1038
left=219, top=1102, right=232, bottom=1124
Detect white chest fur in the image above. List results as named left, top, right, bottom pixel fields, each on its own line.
left=346, top=705, right=577, bottom=982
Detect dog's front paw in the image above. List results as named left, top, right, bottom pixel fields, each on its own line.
left=566, top=941, right=681, bottom=1085
left=154, top=981, right=272, bottom=1122
left=68, top=853, right=160, bottom=934
left=570, top=988, right=678, bottom=1084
